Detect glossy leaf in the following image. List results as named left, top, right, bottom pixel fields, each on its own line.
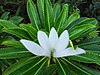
left=3, top=57, right=48, bottom=75
left=74, top=62, right=100, bottom=75
left=27, top=0, right=40, bottom=30
left=0, top=20, right=18, bottom=28
left=0, top=47, right=32, bottom=59
left=9, top=16, right=23, bottom=25
left=53, top=3, right=61, bottom=22
left=62, top=13, right=80, bottom=31
left=66, top=17, right=87, bottom=30
left=79, top=18, right=98, bottom=26
left=3, top=28, right=32, bottom=40
left=68, top=51, right=100, bottom=65
left=44, top=0, right=54, bottom=31
left=37, top=0, right=45, bottom=27
left=67, top=18, right=98, bottom=31
left=80, top=44, right=100, bottom=54
left=54, top=4, right=68, bottom=32
left=56, top=58, right=91, bottom=75
left=77, top=37, right=100, bottom=46
left=69, top=24, right=96, bottom=40
left=56, top=58, right=73, bottom=75
left=62, top=58, right=100, bottom=75
left=20, top=24, right=37, bottom=40
left=1, top=40, right=23, bottom=48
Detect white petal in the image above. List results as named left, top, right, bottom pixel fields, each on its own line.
left=38, top=31, right=50, bottom=50
left=54, top=47, right=85, bottom=58
left=49, top=27, right=58, bottom=49
left=56, top=30, right=69, bottom=51
left=20, top=39, right=50, bottom=57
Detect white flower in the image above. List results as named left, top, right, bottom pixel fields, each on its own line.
left=20, top=27, right=85, bottom=58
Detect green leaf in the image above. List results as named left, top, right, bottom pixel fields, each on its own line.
left=87, top=30, right=99, bottom=38
left=1, top=59, right=16, bottom=67
left=1, top=40, right=23, bottom=48
left=15, top=6, right=20, bottom=16
left=67, top=18, right=98, bottom=30
left=68, top=51, right=100, bottom=65
left=53, top=3, right=61, bottom=22
left=61, top=58, right=93, bottom=75
left=3, top=57, right=48, bottom=75
left=27, top=0, right=40, bottom=30
left=44, top=0, right=54, bottom=31
left=43, top=64, right=56, bottom=75
left=62, top=58, right=100, bottom=75
left=67, top=17, right=87, bottom=30
left=0, top=28, right=3, bottom=33
left=62, top=13, right=80, bottom=31
left=79, top=28, right=97, bottom=38
left=3, top=28, right=32, bottom=40
left=80, top=44, right=100, bottom=54
left=75, top=63, right=100, bottom=75
left=55, top=58, right=91, bottom=75
left=77, top=37, right=100, bottom=46
left=0, top=20, right=18, bottom=28
left=37, top=0, right=45, bottom=27
left=54, top=4, right=68, bottom=32
left=56, top=58, right=72, bottom=75
left=9, top=16, right=23, bottom=25
left=0, top=12, right=10, bottom=20
left=0, top=47, right=32, bottom=59
left=79, top=18, right=98, bottom=26
left=0, top=36, right=13, bottom=44
left=19, top=24, right=37, bottom=40
left=69, top=24, right=96, bottom=40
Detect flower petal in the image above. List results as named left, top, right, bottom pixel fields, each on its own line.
left=56, top=30, right=69, bottom=51
left=54, top=47, right=85, bottom=58
left=49, top=27, right=58, bottom=49
left=38, top=31, right=49, bottom=50
left=20, top=39, right=50, bottom=57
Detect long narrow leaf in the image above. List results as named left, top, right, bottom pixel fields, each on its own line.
left=0, top=20, right=18, bottom=28
left=53, top=3, right=61, bottom=22
left=44, top=0, right=54, bottom=31
left=3, top=28, right=32, bottom=40
left=27, top=0, right=40, bottom=30
left=68, top=51, right=100, bottom=65
left=61, top=13, right=80, bottom=31
left=1, top=40, right=23, bottom=48
left=37, top=0, right=45, bottom=27
left=3, top=57, right=48, bottom=75
left=62, top=58, right=99, bottom=75
left=69, top=24, right=96, bottom=40
left=20, top=24, right=37, bottom=40
left=54, top=4, right=68, bottom=32
left=77, top=37, right=100, bottom=46
left=0, top=12, right=10, bottom=20
left=80, top=44, right=100, bottom=54
left=0, top=47, right=32, bottom=59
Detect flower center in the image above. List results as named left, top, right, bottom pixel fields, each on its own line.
left=50, top=48, right=55, bottom=57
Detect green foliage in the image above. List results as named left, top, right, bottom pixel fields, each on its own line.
left=53, top=0, right=100, bottom=22
left=69, top=24, right=96, bottom=40
left=3, top=57, right=49, bottom=75
left=54, top=4, right=68, bottom=32
left=0, top=47, right=32, bottom=59
left=27, top=0, right=41, bottom=30
left=0, top=0, right=99, bottom=75
left=19, top=24, right=38, bottom=40
left=55, top=58, right=100, bottom=75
